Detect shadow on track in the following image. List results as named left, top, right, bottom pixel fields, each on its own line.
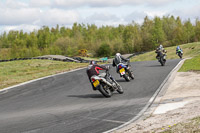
left=68, top=94, right=104, bottom=99
left=146, top=64, right=168, bottom=67
left=116, top=79, right=127, bottom=82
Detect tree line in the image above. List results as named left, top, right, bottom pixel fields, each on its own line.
left=0, top=15, right=200, bottom=60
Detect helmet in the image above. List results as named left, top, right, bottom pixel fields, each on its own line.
left=116, top=53, right=121, bottom=56
left=159, top=44, right=163, bottom=49
left=90, top=60, right=97, bottom=65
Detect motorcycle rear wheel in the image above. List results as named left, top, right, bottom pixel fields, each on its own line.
left=123, top=73, right=131, bottom=81
left=99, top=84, right=112, bottom=98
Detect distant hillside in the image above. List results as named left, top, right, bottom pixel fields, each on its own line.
left=130, top=42, right=200, bottom=62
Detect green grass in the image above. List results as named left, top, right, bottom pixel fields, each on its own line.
left=179, top=54, right=200, bottom=72
left=130, top=42, right=200, bottom=62
left=160, top=117, right=200, bottom=133
left=0, top=60, right=87, bottom=89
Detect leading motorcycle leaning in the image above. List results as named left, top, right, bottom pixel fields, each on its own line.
left=87, top=61, right=124, bottom=98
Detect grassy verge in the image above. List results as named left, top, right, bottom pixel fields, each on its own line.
left=130, top=42, right=200, bottom=62
left=160, top=117, right=200, bottom=133
left=0, top=60, right=87, bottom=89
left=178, top=54, right=200, bottom=72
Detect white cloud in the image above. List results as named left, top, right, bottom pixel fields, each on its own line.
left=145, top=11, right=167, bottom=18
left=0, top=0, right=200, bottom=33
left=0, top=5, right=79, bottom=26
left=145, top=0, right=177, bottom=7
left=125, top=11, right=147, bottom=24
left=0, top=24, right=40, bottom=33
left=5, top=0, right=28, bottom=9
left=30, top=0, right=52, bottom=7
left=40, top=9, right=79, bottom=26
left=85, top=13, right=119, bottom=22
left=79, top=12, right=126, bottom=27
left=0, top=8, right=41, bottom=25
left=83, top=19, right=127, bottom=27
left=53, top=0, right=180, bottom=8
left=169, top=4, right=200, bottom=23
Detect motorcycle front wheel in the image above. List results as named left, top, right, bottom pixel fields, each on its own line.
left=129, top=70, right=135, bottom=79
left=160, top=57, right=165, bottom=66
left=178, top=53, right=182, bottom=59
left=116, top=83, right=124, bottom=94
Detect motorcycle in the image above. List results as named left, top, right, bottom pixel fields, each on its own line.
left=177, top=49, right=183, bottom=59
left=117, top=62, right=134, bottom=81
left=90, top=69, right=124, bottom=98
left=157, top=52, right=166, bottom=66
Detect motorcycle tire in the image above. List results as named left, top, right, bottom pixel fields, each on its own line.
left=116, top=84, right=124, bottom=94
left=160, top=58, right=165, bottom=66
left=129, top=70, right=135, bottom=80
left=98, top=84, right=112, bottom=98
left=123, top=73, right=131, bottom=81
left=178, top=53, right=182, bottom=59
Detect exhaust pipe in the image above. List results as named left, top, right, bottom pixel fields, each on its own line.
left=101, top=78, right=113, bottom=87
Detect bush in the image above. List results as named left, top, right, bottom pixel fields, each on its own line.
left=97, top=43, right=111, bottom=57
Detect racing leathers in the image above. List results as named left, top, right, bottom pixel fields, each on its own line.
left=155, top=47, right=167, bottom=59
left=176, top=46, right=183, bottom=54
left=112, top=55, right=129, bottom=67
left=112, top=55, right=130, bottom=74
left=87, top=64, right=108, bottom=90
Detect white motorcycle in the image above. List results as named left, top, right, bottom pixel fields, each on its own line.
left=90, top=68, right=123, bottom=98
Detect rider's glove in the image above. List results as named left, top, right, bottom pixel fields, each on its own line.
left=106, top=66, right=110, bottom=70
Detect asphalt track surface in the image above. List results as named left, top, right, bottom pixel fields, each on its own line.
left=0, top=59, right=181, bottom=133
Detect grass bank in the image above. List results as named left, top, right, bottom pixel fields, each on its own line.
left=130, top=42, right=200, bottom=62
left=0, top=60, right=87, bottom=89
left=179, top=54, right=200, bottom=72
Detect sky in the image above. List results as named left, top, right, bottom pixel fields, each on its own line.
left=0, top=0, right=200, bottom=33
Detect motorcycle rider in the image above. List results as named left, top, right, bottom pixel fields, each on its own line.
left=155, top=44, right=167, bottom=59
left=112, top=53, right=131, bottom=73
left=176, top=45, right=183, bottom=54
left=86, top=60, right=109, bottom=90
left=112, top=53, right=129, bottom=67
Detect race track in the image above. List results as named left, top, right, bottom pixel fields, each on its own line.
left=0, top=59, right=181, bottom=133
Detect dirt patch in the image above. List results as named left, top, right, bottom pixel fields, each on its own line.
left=115, top=72, right=200, bottom=133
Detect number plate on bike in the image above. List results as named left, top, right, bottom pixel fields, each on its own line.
left=93, top=80, right=100, bottom=87
left=119, top=68, right=125, bottom=75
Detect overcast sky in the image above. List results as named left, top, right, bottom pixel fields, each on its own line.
left=0, top=0, right=200, bottom=33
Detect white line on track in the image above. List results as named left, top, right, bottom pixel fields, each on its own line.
left=104, top=59, right=185, bottom=133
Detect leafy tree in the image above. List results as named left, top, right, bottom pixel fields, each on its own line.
left=195, top=19, right=200, bottom=41
left=151, top=17, right=166, bottom=48
left=0, top=16, right=200, bottom=60
left=141, top=16, right=154, bottom=51
left=171, top=17, right=185, bottom=45
left=97, top=43, right=111, bottom=57
left=184, top=19, right=195, bottom=43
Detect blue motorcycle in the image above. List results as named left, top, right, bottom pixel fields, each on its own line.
left=117, top=63, right=134, bottom=81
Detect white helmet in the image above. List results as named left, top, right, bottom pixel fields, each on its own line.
left=116, top=53, right=121, bottom=56
left=159, top=44, right=163, bottom=49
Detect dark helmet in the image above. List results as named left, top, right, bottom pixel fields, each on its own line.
left=90, top=60, right=97, bottom=65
